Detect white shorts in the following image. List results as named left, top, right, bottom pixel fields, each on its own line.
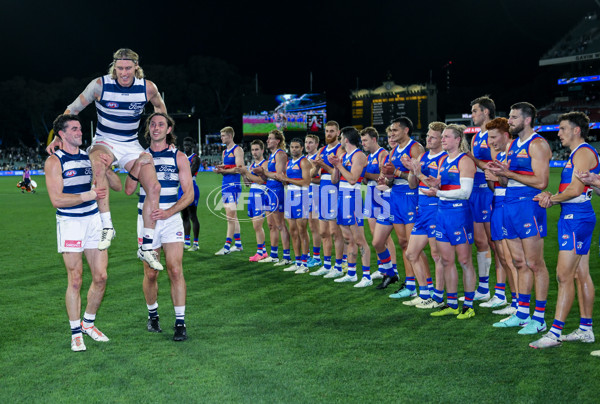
left=137, top=213, right=184, bottom=249
left=56, top=214, right=102, bottom=253
left=90, top=136, right=145, bottom=169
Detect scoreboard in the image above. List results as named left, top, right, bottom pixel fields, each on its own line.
left=371, top=95, right=427, bottom=129
left=351, top=84, right=436, bottom=134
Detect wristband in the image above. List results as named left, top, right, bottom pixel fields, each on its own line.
left=128, top=173, right=139, bottom=182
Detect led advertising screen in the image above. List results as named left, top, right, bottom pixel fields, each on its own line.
left=243, top=93, right=327, bottom=136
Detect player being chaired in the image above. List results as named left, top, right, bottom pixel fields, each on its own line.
left=47, top=48, right=167, bottom=270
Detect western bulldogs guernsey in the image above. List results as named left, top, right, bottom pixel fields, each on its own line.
left=493, top=151, right=507, bottom=205
left=318, top=143, right=341, bottom=220
left=339, top=149, right=365, bottom=189
left=418, top=150, right=447, bottom=206
left=435, top=152, right=473, bottom=245
left=472, top=131, right=493, bottom=189
left=287, top=156, right=306, bottom=182
left=95, top=75, right=147, bottom=143
left=558, top=143, right=599, bottom=254
left=55, top=149, right=98, bottom=217
left=365, top=147, right=385, bottom=183
left=490, top=151, right=507, bottom=241
left=266, top=149, right=285, bottom=188
left=505, top=133, right=547, bottom=202
left=363, top=147, right=385, bottom=218
left=438, top=153, right=469, bottom=206
left=389, top=139, right=418, bottom=193
left=319, top=143, right=341, bottom=181
left=188, top=153, right=198, bottom=177
left=138, top=147, right=179, bottom=215
left=559, top=143, right=600, bottom=212
left=250, top=159, right=266, bottom=181
left=307, top=153, right=319, bottom=213
left=338, top=149, right=364, bottom=225
left=285, top=156, right=308, bottom=219
left=248, top=159, right=267, bottom=218
left=222, top=144, right=241, bottom=189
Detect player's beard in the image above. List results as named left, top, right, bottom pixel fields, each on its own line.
left=509, top=123, right=524, bottom=137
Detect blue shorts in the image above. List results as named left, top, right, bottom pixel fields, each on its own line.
left=363, top=185, right=389, bottom=219
left=375, top=190, right=393, bottom=225
left=390, top=190, right=417, bottom=225
left=308, top=183, right=319, bottom=214
left=490, top=200, right=507, bottom=241
left=248, top=186, right=268, bottom=218
left=503, top=198, right=547, bottom=239
left=265, top=184, right=285, bottom=213
left=469, top=187, right=493, bottom=223
left=178, top=179, right=199, bottom=207
left=435, top=201, right=474, bottom=246
left=337, top=186, right=363, bottom=226
left=411, top=203, right=437, bottom=237
left=222, top=182, right=241, bottom=205
left=318, top=179, right=338, bottom=221
left=285, top=187, right=309, bottom=219
left=558, top=207, right=596, bottom=255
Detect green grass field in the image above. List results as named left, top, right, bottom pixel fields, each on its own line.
left=1, top=169, right=600, bottom=403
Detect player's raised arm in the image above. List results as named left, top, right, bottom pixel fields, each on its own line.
left=146, top=80, right=167, bottom=114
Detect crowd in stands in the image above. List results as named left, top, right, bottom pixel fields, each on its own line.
left=542, top=13, right=599, bottom=59
left=0, top=145, right=44, bottom=170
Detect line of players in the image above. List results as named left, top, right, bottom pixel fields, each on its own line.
left=214, top=96, right=599, bottom=350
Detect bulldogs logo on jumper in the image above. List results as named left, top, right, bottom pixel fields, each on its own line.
left=516, top=149, right=529, bottom=158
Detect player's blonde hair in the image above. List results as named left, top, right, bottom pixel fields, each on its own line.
left=305, top=134, right=320, bottom=145
left=428, top=121, right=447, bottom=133
left=445, top=124, right=470, bottom=153
left=268, top=129, right=286, bottom=150
left=109, top=48, right=145, bottom=79
left=220, top=126, right=235, bottom=137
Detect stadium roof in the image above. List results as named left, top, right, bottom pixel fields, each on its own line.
left=540, top=14, right=600, bottom=66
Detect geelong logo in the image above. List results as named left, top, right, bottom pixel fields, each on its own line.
left=106, top=102, right=119, bottom=108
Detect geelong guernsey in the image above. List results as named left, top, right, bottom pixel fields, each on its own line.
left=55, top=149, right=98, bottom=217
left=95, top=75, right=147, bottom=143
left=138, top=147, right=179, bottom=215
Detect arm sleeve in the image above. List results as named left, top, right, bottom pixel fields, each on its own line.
left=437, top=177, right=474, bottom=200
left=66, top=79, right=101, bottom=114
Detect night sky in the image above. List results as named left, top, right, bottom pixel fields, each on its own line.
left=2, top=0, right=597, bottom=116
